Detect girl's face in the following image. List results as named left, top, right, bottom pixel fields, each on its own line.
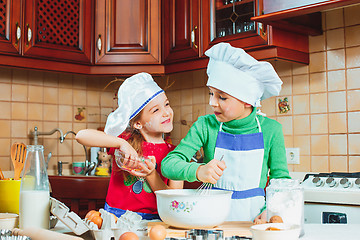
left=134, top=92, right=174, bottom=140
left=209, top=87, right=252, bottom=122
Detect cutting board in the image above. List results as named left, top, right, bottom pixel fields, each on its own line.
left=147, top=221, right=253, bottom=238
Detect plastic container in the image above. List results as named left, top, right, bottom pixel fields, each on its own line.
left=0, top=179, right=21, bottom=214
left=49, top=197, right=147, bottom=240
left=266, top=179, right=304, bottom=237
left=19, top=145, right=50, bottom=229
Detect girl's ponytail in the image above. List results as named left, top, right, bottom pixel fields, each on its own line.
left=127, top=112, right=145, bottom=156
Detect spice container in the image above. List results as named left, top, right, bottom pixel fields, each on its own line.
left=266, top=179, right=304, bottom=237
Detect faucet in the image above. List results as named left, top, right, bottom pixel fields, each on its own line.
left=63, top=131, right=96, bottom=176
left=30, top=126, right=65, bottom=145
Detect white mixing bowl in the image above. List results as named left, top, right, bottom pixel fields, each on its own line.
left=155, top=189, right=232, bottom=228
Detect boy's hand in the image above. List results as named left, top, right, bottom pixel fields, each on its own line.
left=196, top=158, right=226, bottom=184
left=253, top=210, right=267, bottom=224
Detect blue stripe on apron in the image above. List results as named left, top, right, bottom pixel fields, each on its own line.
left=216, top=131, right=264, bottom=151
left=104, top=202, right=161, bottom=220
left=213, top=187, right=265, bottom=199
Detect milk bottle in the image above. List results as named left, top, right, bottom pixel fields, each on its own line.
left=19, top=145, right=50, bottom=229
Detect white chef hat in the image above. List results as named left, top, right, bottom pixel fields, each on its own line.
left=205, top=42, right=282, bottom=107
left=104, top=72, right=164, bottom=136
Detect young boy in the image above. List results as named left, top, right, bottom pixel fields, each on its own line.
left=161, top=42, right=290, bottom=223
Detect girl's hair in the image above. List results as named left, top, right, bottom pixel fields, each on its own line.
left=126, top=110, right=145, bottom=156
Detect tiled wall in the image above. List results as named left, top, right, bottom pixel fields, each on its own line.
left=0, top=5, right=359, bottom=176
left=0, top=69, right=119, bottom=175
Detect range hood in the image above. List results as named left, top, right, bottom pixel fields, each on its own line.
left=252, top=0, right=360, bottom=35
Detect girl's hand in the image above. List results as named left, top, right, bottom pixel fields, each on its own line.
left=118, top=140, right=138, bottom=158
left=129, top=156, right=156, bottom=177
left=253, top=210, right=267, bottom=224
left=196, top=158, right=226, bottom=184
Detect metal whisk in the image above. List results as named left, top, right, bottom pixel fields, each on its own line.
left=196, top=155, right=224, bottom=195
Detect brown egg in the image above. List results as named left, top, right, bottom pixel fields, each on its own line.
left=149, top=225, right=167, bottom=240
left=91, top=215, right=103, bottom=229
left=119, top=232, right=139, bottom=240
left=269, top=215, right=283, bottom=223
left=85, top=210, right=97, bottom=220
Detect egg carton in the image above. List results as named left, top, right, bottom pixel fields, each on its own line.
left=50, top=197, right=148, bottom=240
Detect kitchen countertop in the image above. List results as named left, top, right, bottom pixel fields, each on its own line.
left=53, top=221, right=360, bottom=240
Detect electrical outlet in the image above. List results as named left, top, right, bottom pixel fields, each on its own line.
left=286, top=148, right=300, bottom=164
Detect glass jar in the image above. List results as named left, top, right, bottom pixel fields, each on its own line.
left=19, top=145, right=50, bottom=229
left=266, top=179, right=304, bottom=236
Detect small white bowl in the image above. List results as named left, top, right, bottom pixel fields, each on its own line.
left=0, top=213, right=19, bottom=230
left=250, top=223, right=300, bottom=240
left=155, top=189, right=232, bottom=229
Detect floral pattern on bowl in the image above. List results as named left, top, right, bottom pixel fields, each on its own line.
left=170, top=200, right=196, bottom=213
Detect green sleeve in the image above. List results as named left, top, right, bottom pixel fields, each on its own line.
left=268, top=122, right=291, bottom=181
left=161, top=117, right=208, bottom=182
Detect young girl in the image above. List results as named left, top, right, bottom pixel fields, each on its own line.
left=76, top=72, right=183, bottom=220
left=161, top=43, right=290, bottom=223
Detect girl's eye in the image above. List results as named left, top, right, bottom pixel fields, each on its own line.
left=209, top=92, right=214, bottom=96
left=219, top=96, right=227, bottom=101
left=165, top=102, right=170, bottom=106
left=152, top=108, right=159, bottom=113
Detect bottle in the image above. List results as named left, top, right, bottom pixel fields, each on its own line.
left=19, top=145, right=50, bottom=229
left=266, top=179, right=304, bottom=237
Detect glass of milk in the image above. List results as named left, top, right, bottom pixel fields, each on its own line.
left=19, top=145, right=50, bottom=229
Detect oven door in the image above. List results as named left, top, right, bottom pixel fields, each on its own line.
left=304, top=202, right=360, bottom=224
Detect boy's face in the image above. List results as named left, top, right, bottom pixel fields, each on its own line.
left=135, top=92, right=174, bottom=135
left=208, top=87, right=253, bottom=122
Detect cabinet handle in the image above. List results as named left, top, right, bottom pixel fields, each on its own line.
left=15, top=22, right=21, bottom=46
left=26, top=24, right=32, bottom=46
left=97, top=34, right=102, bottom=53
left=191, top=26, right=198, bottom=49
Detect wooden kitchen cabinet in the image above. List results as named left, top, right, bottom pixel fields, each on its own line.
left=0, top=0, right=21, bottom=55
left=162, top=0, right=202, bottom=64
left=94, top=0, right=161, bottom=65
left=0, top=0, right=92, bottom=64
left=164, top=0, right=310, bottom=74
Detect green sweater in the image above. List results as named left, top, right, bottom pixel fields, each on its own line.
left=161, top=108, right=290, bottom=189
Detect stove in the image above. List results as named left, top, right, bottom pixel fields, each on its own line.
left=301, top=172, right=360, bottom=224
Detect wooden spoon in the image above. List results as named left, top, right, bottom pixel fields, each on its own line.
left=11, top=142, right=27, bottom=180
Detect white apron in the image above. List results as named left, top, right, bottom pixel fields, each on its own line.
left=214, top=117, right=265, bottom=221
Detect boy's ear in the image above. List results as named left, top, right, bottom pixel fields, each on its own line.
left=244, top=103, right=253, bottom=108
left=133, top=121, right=143, bottom=130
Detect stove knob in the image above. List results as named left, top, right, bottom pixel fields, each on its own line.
left=312, top=177, right=323, bottom=187
left=355, top=178, right=360, bottom=188
left=340, top=177, right=351, bottom=188
left=326, top=177, right=337, bottom=187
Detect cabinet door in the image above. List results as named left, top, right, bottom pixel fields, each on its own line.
left=163, top=0, right=200, bottom=63
left=209, top=0, right=268, bottom=48
left=22, top=0, right=92, bottom=63
left=0, top=0, right=22, bottom=54
left=95, top=0, right=161, bottom=64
